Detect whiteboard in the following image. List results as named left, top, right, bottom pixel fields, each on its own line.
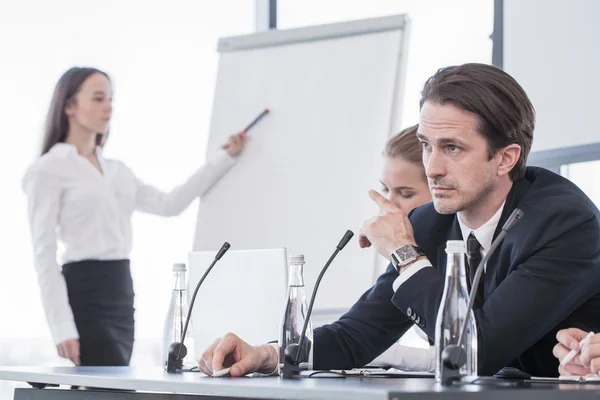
left=194, top=15, right=410, bottom=310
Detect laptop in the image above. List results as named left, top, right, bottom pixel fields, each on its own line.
left=187, top=248, right=288, bottom=362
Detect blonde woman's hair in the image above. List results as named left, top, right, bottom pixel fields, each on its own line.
left=384, top=124, right=422, bottom=164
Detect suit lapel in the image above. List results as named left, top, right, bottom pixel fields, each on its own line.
left=492, top=178, right=531, bottom=241
left=437, top=217, right=464, bottom=276
left=485, top=178, right=531, bottom=296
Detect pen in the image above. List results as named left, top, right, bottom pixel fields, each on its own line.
left=222, top=109, right=270, bottom=150
left=242, top=108, right=270, bottom=134
left=561, top=331, right=594, bottom=366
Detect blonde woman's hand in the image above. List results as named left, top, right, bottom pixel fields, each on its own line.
left=57, top=338, right=81, bottom=366
left=222, top=132, right=248, bottom=157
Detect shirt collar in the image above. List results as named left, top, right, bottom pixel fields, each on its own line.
left=457, top=201, right=506, bottom=252
left=49, top=142, right=78, bottom=155
left=50, top=142, right=103, bottom=157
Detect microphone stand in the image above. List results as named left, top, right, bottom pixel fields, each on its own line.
left=282, top=230, right=354, bottom=379
left=166, top=242, right=231, bottom=373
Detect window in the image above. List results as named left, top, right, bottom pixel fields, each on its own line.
left=561, top=160, right=600, bottom=208
left=0, top=0, right=253, bottom=369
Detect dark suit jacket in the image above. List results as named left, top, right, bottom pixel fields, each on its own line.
left=313, top=167, right=600, bottom=377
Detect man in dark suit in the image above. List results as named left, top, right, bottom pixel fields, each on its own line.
left=199, top=63, right=600, bottom=378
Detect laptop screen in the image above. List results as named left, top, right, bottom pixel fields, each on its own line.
left=187, top=248, right=288, bottom=363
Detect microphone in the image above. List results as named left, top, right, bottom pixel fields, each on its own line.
left=166, top=242, right=231, bottom=373
left=440, top=208, right=524, bottom=385
left=282, top=230, right=354, bottom=379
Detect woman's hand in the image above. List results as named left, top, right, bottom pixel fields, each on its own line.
left=222, top=132, right=248, bottom=157
left=57, top=338, right=81, bottom=366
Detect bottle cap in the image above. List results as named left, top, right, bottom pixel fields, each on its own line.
left=289, top=254, right=305, bottom=265
left=173, top=263, right=187, bottom=272
left=445, top=240, right=466, bottom=253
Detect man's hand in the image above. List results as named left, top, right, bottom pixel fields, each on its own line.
left=198, top=333, right=278, bottom=377
left=57, top=338, right=80, bottom=366
left=359, top=189, right=417, bottom=260
left=553, top=328, right=600, bottom=376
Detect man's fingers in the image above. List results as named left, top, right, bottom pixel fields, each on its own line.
left=358, top=234, right=371, bottom=248
left=588, top=333, right=600, bottom=345
left=200, top=338, right=222, bottom=375
left=581, top=343, right=600, bottom=367
left=211, top=334, right=238, bottom=372
left=369, top=189, right=392, bottom=210
left=198, top=357, right=212, bottom=375
left=556, top=328, right=589, bottom=351
left=553, top=343, right=574, bottom=363
left=586, top=343, right=600, bottom=360
left=358, top=230, right=371, bottom=249
left=230, top=356, right=256, bottom=377
left=560, top=363, right=590, bottom=376
left=591, top=357, right=600, bottom=375
left=358, top=225, right=372, bottom=248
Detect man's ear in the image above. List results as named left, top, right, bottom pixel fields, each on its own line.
left=496, top=144, right=521, bottom=177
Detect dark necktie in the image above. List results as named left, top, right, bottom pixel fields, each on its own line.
left=466, top=232, right=484, bottom=309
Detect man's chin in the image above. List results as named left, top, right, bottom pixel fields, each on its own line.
left=432, top=198, right=461, bottom=214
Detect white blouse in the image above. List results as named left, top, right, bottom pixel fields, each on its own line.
left=22, top=143, right=236, bottom=345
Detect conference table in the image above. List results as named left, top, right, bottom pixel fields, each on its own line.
left=1, top=366, right=599, bottom=400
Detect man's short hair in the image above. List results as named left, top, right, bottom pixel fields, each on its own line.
left=420, top=63, right=535, bottom=180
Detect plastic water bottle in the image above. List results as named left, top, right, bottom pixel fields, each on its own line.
left=162, top=263, right=195, bottom=369
left=279, top=254, right=313, bottom=375
left=434, top=240, right=478, bottom=381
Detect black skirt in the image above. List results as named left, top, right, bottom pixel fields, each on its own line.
left=62, top=259, right=135, bottom=366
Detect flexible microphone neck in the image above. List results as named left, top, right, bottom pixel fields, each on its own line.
left=283, top=230, right=353, bottom=376
left=167, top=242, right=230, bottom=372
left=442, top=208, right=523, bottom=383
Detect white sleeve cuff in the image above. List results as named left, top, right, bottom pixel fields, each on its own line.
left=392, top=259, right=433, bottom=292
left=50, top=320, right=79, bottom=345
left=211, top=149, right=237, bottom=168
left=267, top=343, right=280, bottom=375
left=369, top=343, right=436, bottom=372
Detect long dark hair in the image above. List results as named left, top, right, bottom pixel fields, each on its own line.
left=41, top=67, right=111, bottom=155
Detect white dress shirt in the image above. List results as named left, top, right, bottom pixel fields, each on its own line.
left=386, top=201, right=506, bottom=370
left=393, top=202, right=506, bottom=291
left=22, top=143, right=236, bottom=345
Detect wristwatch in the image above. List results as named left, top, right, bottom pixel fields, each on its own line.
left=390, top=244, right=426, bottom=271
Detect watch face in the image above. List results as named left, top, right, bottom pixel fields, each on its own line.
left=398, top=245, right=417, bottom=262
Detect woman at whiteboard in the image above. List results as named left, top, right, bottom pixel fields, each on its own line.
left=369, top=124, right=435, bottom=372
left=22, top=67, right=246, bottom=367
